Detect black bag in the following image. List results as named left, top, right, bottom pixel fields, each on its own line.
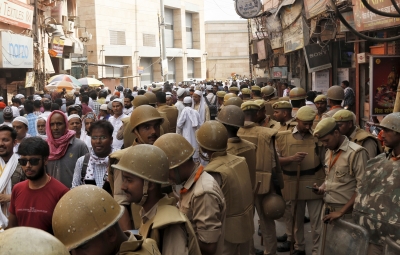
left=204, top=95, right=218, bottom=120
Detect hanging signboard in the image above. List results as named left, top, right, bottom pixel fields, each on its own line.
left=272, top=67, right=288, bottom=79
left=257, top=39, right=267, bottom=60
left=0, top=31, right=33, bottom=68
left=369, top=56, right=400, bottom=115
left=281, top=0, right=308, bottom=53
left=352, top=0, right=400, bottom=31
left=51, top=36, right=65, bottom=58
left=25, top=71, right=34, bottom=88
left=303, top=43, right=332, bottom=73
left=312, top=69, right=330, bottom=94
left=235, top=0, right=262, bottom=19
left=304, top=0, right=330, bottom=19
left=0, top=0, right=34, bottom=29
left=266, top=14, right=283, bottom=49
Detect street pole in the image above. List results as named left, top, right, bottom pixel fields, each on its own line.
left=247, top=19, right=253, bottom=84
left=160, top=0, right=168, bottom=82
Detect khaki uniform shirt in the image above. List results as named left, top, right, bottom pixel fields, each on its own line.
left=227, top=137, right=257, bottom=188
left=118, top=232, right=161, bottom=255
left=349, top=127, right=377, bottom=159
left=272, top=118, right=296, bottom=132
left=140, top=195, right=188, bottom=255
left=324, top=136, right=368, bottom=205
left=179, top=165, right=226, bottom=255
left=157, top=104, right=178, bottom=133
left=322, top=106, right=343, bottom=119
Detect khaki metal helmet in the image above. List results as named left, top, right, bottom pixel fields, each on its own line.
left=262, top=193, right=286, bottom=220
left=327, top=85, right=344, bottom=100
left=130, top=105, right=164, bottom=131
left=377, top=112, right=400, bottom=133
left=52, top=186, right=125, bottom=250
left=216, top=105, right=244, bottom=128
left=261, top=85, right=275, bottom=97
left=289, top=87, right=307, bottom=100
left=225, top=97, right=243, bottom=108
left=223, top=93, right=237, bottom=105
left=112, top=144, right=170, bottom=184
left=153, top=133, right=195, bottom=169
left=132, top=95, right=149, bottom=107
left=0, top=227, right=69, bottom=254
left=144, top=92, right=157, bottom=105
left=196, top=120, right=228, bottom=152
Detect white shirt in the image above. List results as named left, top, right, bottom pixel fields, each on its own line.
left=123, top=106, right=133, bottom=116
left=108, top=113, right=127, bottom=150
left=176, top=107, right=201, bottom=159
left=39, top=111, right=51, bottom=119
left=175, top=101, right=185, bottom=118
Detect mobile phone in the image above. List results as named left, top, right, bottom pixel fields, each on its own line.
left=306, top=186, right=319, bottom=192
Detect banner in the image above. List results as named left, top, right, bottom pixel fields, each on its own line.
left=0, top=0, right=34, bottom=29
left=281, top=0, right=308, bottom=53
left=369, top=56, right=400, bottom=116
left=304, top=0, right=330, bottom=19
left=51, top=36, right=64, bottom=58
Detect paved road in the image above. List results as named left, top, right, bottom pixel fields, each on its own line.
left=253, top=211, right=313, bottom=255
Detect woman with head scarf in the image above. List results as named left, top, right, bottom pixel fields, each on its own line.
left=46, top=110, right=88, bottom=188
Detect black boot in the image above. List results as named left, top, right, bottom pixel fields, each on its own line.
left=276, top=241, right=292, bottom=252
left=276, top=233, right=287, bottom=242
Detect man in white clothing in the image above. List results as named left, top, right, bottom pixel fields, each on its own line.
left=108, top=99, right=127, bottom=150
left=192, top=90, right=210, bottom=125
left=177, top=96, right=201, bottom=162
left=175, top=88, right=186, bottom=117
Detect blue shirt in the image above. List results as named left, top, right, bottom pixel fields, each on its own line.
left=26, top=113, right=37, bottom=137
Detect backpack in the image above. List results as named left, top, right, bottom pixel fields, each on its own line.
left=81, top=153, right=112, bottom=194
left=204, top=95, right=218, bottom=120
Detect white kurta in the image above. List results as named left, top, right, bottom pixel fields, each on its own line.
left=176, top=107, right=201, bottom=159
left=175, top=101, right=185, bottom=117
left=108, top=113, right=127, bottom=150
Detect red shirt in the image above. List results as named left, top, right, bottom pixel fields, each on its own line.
left=9, top=177, right=69, bottom=234
left=81, top=103, right=93, bottom=115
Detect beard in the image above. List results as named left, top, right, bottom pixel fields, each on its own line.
left=125, top=105, right=132, bottom=109
left=25, top=165, right=46, bottom=181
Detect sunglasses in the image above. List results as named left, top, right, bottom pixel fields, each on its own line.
left=18, top=158, right=41, bottom=166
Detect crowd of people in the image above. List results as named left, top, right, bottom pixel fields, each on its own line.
left=0, top=79, right=397, bottom=255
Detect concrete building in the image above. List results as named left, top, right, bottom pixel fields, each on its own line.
left=77, top=0, right=206, bottom=88
left=205, top=20, right=263, bottom=81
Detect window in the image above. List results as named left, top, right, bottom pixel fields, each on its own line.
left=143, top=34, right=156, bottom=47
left=164, top=8, right=174, bottom=48
left=109, top=30, right=126, bottom=45
left=186, top=13, right=193, bottom=49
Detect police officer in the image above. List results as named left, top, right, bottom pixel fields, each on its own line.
left=289, top=87, right=307, bottom=117
left=312, top=117, right=368, bottom=223
left=156, top=91, right=178, bottom=133
left=112, top=144, right=201, bottom=255
left=0, top=227, right=69, bottom=254
left=216, top=105, right=257, bottom=188
left=275, top=106, right=325, bottom=255
left=241, top=88, right=252, bottom=102
left=238, top=101, right=284, bottom=255
left=196, top=120, right=254, bottom=255
left=322, top=86, right=345, bottom=118
left=144, top=92, right=171, bottom=133
left=229, top=86, right=240, bottom=95
left=251, top=85, right=262, bottom=99
left=224, top=93, right=237, bottom=106
left=254, top=99, right=277, bottom=128
left=216, top=91, right=226, bottom=111
left=225, top=96, right=244, bottom=108
left=52, top=186, right=161, bottom=255
left=332, top=109, right=382, bottom=158
left=353, top=112, right=400, bottom=255
left=109, top=105, right=165, bottom=231
left=262, top=85, right=280, bottom=118
left=313, top=94, right=328, bottom=129
left=153, top=133, right=226, bottom=255
left=272, top=101, right=296, bottom=131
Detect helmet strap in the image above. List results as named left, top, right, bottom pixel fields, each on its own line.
left=173, top=167, right=182, bottom=185
left=138, top=180, right=149, bottom=206
left=199, top=147, right=210, bottom=162
left=134, top=129, right=146, bottom=144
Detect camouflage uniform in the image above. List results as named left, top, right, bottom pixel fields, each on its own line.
left=353, top=151, right=400, bottom=253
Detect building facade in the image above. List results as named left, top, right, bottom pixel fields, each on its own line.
left=77, top=0, right=206, bottom=88
left=205, top=20, right=263, bottom=81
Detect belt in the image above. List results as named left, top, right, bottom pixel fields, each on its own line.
left=325, top=203, right=353, bottom=214
left=282, top=164, right=322, bottom=176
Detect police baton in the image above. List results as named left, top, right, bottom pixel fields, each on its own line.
left=290, top=163, right=301, bottom=255
left=321, top=207, right=331, bottom=255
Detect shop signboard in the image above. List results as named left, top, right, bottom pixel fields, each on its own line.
left=352, top=0, right=400, bottom=31
left=0, top=0, right=34, bottom=29
left=266, top=14, right=283, bottom=49
left=312, top=69, right=330, bottom=94
left=138, top=66, right=144, bottom=74
left=304, top=0, right=330, bottom=19
left=235, top=0, right=262, bottom=19
left=303, top=43, right=331, bottom=73
left=0, top=31, right=33, bottom=68
left=25, top=71, right=34, bottom=88
left=281, top=0, right=309, bottom=53
left=272, top=66, right=288, bottom=79
left=51, top=36, right=64, bottom=58
left=369, top=56, right=400, bottom=116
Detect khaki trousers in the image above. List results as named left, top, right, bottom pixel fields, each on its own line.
left=255, top=194, right=277, bottom=255
left=367, top=243, right=384, bottom=255
left=291, top=199, right=323, bottom=255
left=223, top=239, right=252, bottom=255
